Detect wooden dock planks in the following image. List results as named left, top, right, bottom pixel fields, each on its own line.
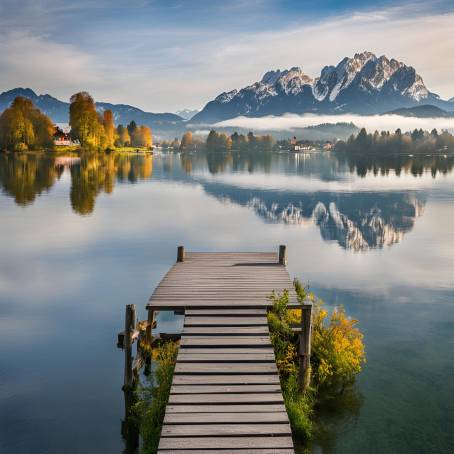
left=150, top=251, right=296, bottom=453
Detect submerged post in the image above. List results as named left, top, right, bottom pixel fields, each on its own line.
left=279, top=244, right=287, bottom=265
left=299, top=302, right=313, bottom=391
left=177, top=245, right=185, bottom=262
left=123, top=304, right=136, bottom=390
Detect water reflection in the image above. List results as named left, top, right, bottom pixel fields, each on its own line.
left=0, top=153, right=153, bottom=215
left=0, top=151, right=451, bottom=249
left=0, top=153, right=63, bottom=205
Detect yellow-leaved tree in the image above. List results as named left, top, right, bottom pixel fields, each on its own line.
left=103, top=109, right=115, bottom=149
left=0, top=97, right=54, bottom=151
left=69, top=92, right=105, bottom=149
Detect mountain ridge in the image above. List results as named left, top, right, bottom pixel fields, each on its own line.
left=0, top=88, right=184, bottom=132
left=191, top=52, right=453, bottom=123
left=383, top=105, right=454, bottom=118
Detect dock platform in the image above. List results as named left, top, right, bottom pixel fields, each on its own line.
left=147, top=250, right=298, bottom=453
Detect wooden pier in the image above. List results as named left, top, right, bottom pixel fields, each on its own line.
left=142, top=247, right=310, bottom=453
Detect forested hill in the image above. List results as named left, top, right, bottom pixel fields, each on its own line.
left=0, top=88, right=185, bottom=132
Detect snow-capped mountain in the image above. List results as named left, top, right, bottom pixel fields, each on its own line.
left=176, top=108, right=200, bottom=120
left=191, top=52, right=451, bottom=123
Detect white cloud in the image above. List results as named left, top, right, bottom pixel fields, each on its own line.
left=0, top=31, right=102, bottom=99
left=0, top=4, right=453, bottom=110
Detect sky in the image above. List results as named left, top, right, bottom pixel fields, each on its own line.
left=0, top=0, right=453, bottom=113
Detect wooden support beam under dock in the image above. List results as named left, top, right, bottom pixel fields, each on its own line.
left=146, top=248, right=307, bottom=453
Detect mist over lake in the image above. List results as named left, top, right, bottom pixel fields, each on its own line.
left=212, top=113, right=454, bottom=135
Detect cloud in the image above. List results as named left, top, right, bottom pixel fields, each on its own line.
left=0, top=2, right=453, bottom=111
left=0, top=31, right=103, bottom=99
left=214, top=113, right=454, bottom=134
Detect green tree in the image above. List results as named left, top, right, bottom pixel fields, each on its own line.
left=127, top=121, right=137, bottom=139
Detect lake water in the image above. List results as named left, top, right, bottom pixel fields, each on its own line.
left=0, top=151, right=453, bottom=453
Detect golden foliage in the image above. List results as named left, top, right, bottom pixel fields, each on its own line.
left=0, top=96, right=54, bottom=151
left=311, top=304, right=365, bottom=388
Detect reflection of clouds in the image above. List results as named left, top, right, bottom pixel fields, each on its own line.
left=193, top=169, right=451, bottom=193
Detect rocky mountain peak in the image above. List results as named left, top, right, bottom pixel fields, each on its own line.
left=191, top=51, right=449, bottom=123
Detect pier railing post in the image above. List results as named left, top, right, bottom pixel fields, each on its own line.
left=123, top=304, right=136, bottom=390
left=299, top=302, right=313, bottom=391
left=146, top=308, right=156, bottom=345
left=279, top=245, right=287, bottom=265
left=177, top=245, right=185, bottom=262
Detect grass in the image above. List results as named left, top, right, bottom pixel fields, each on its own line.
left=267, top=289, right=315, bottom=445
left=133, top=341, right=178, bottom=454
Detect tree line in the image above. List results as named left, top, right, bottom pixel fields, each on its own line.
left=69, top=92, right=152, bottom=150
left=175, top=130, right=275, bottom=152
left=0, top=93, right=152, bottom=152
left=335, top=127, right=454, bottom=154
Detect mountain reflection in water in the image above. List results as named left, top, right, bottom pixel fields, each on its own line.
left=0, top=151, right=451, bottom=250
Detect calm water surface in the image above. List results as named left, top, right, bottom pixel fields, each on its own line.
left=0, top=151, right=453, bottom=453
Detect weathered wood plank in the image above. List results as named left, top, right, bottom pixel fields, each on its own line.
left=158, top=449, right=294, bottom=454
left=183, top=326, right=269, bottom=335
left=174, top=363, right=277, bottom=375
left=172, top=375, right=280, bottom=385
left=177, top=353, right=275, bottom=362
left=170, top=384, right=281, bottom=394
left=185, top=309, right=267, bottom=316
left=169, top=393, right=283, bottom=404
left=184, top=317, right=267, bottom=326
left=161, top=423, right=291, bottom=437
left=165, top=403, right=287, bottom=413
left=180, top=336, right=271, bottom=347
left=158, top=436, right=294, bottom=450
left=164, top=412, right=289, bottom=424
left=179, top=346, right=274, bottom=356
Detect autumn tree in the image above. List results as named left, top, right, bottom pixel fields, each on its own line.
left=115, top=124, right=130, bottom=147
left=69, top=92, right=105, bottom=149
left=131, top=125, right=152, bottom=148
left=0, top=97, right=54, bottom=151
left=206, top=130, right=232, bottom=152
left=103, top=110, right=115, bottom=149
left=180, top=131, right=193, bottom=151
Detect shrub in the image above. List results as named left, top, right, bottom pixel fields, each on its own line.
left=267, top=280, right=366, bottom=445
left=134, top=341, right=178, bottom=454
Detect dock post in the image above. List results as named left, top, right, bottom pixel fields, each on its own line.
left=123, top=304, right=136, bottom=390
left=279, top=245, right=287, bottom=265
left=299, top=302, right=313, bottom=391
left=146, top=308, right=156, bottom=344
left=177, top=245, right=185, bottom=262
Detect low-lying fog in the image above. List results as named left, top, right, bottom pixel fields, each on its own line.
left=212, top=113, right=454, bottom=134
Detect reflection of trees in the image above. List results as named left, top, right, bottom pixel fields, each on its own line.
left=70, top=154, right=153, bottom=215
left=0, top=153, right=60, bottom=205
left=336, top=153, right=454, bottom=178
left=0, top=153, right=153, bottom=215
left=204, top=151, right=275, bottom=175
